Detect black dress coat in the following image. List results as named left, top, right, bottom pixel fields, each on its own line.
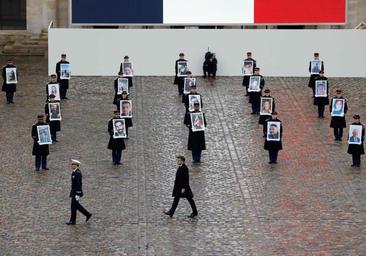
left=69, top=168, right=84, bottom=198
left=347, top=122, right=365, bottom=155
left=182, top=92, right=203, bottom=112
left=44, top=101, right=61, bottom=133
left=249, top=75, right=265, bottom=105
left=174, top=58, right=186, bottom=85
left=113, top=78, right=120, bottom=105
left=172, top=164, right=193, bottom=198
left=2, top=64, right=17, bottom=93
left=56, top=60, right=70, bottom=89
left=116, top=98, right=133, bottom=129
left=308, top=60, right=324, bottom=88
left=107, top=118, right=126, bottom=150
left=258, top=96, right=276, bottom=125
left=264, top=118, right=283, bottom=151
left=313, top=77, right=329, bottom=106
left=242, top=58, right=256, bottom=87
left=184, top=111, right=207, bottom=151
left=119, top=63, right=133, bottom=87
left=330, top=97, right=348, bottom=128
left=31, top=122, right=50, bottom=156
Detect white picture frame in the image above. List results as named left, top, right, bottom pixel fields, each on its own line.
left=248, top=76, right=261, bottom=92
left=117, top=78, right=129, bottom=95
left=60, top=63, right=71, bottom=80
left=183, top=77, right=196, bottom=94
left=47, top=83, right=61, bottom=101
left=5, top=67, right=17, bottom=84
left=315, top=80, right=327, bottom=97
left=331, top=98, right=345, bottom=117
left=112, top=119, right=127, bottom=139
left=122, top=62, right=133, bottom=77
left=190, top=112, right=205, bottom=132
left=348, top=125, right=362, bottom=145
left=48, top=102, right=62, bottom=121
left=188, top=94, right=201, bottom=112
left=266, top=121, right=281, bottom=141
left=177, top=61, right=188, bottom=77
left=242, top=60, right=253, bottom=76
left=120, top=100, right=132, bottom=118
left=310, top=60, right=321, bottom=75
left=260, top=97, right=273, bottom=116
left=37, top=125, right=52, bottom=145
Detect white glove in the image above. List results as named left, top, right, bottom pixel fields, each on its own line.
left=75, top=195, right=80, bottom=201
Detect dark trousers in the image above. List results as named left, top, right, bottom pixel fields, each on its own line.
left=169, top=196, right=198, bottom=216
left=192, top=150, right=202, bottom=162
left=177, top=84, right=184, bottom=96
left=5, top=91, right=14, bottom=102
left=35, top=155, right=47, bottom=169
left=51, top=130, right=57, bottom=141
left=269, top=149, right=279, bottom=163
left=70, top=197, right=90, bottom=223
left=60, top=86, right=68, bottom=99
left=251, top=102, right=260, bottom=114
left=333, top=128, right=343, bottom=140
left=318, top=105, right=325, bottom=117
left=352, top=154, right=361, bottom=166
left=112, top=149, right=122, bottom=163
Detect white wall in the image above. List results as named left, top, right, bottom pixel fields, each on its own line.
left=48, top=29, right=366, bottom=77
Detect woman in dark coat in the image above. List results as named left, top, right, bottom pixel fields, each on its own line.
left=116, top=91, right=133, bottom=136
left=44, top=94, right=61, bottom=142
left=258, top=88, right=275, bottom=137
left=119, top=56, right=133, bottom=88
left=308, top=52, right=324, bottom=97
left=347, top=115, right=365, bottom=167
left=32, top=114, right=50, bottom=171
left=249, top=67, right=265, bottom=115
left=2, top=59, right=17, bottom=104
left=108, top=111, right=126, bottom=165
left=330, top=89, right=348, bottom=141
left=264, top=112, right=283, bottom=164
left=313, top=71, right=329, bottom=118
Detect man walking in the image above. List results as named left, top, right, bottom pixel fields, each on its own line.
left=164, top=156, right=198, bottom=218
left=66, top=159, right=92, bottom=225
left=56, top=53, right=70, bottom=99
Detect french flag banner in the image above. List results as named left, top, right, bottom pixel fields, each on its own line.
left=71, top=0, right=346, bottom=24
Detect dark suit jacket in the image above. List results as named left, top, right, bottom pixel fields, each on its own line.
left=70, top=169, right=84, bottom=198
left=172, top=164, right=193, bottom=198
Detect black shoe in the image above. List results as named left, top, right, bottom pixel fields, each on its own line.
left=250, top=112, right=256, bottom=115
left=86, top=214, right=92, bottom=222
left=356, top=164, right=360, bottom=167
left=64, top=97, right=68, bottom=100
left=10, top=101, right=14, bottom=104
left=269, top=161, right=274, bottom=164
left=66, top=221, right=76, bottom=225
left=187, top=213, right=198, bottom=218
left=42, top=167, right=49, bottom=170
left=164, top=211, right=173, bottom=217
left=115, top=162, right=122, bottom=165
left=6, top=101, right=10, bottom=104
left=35, top=168, right=40, bottom=171
left=351, top=164, right=356, bottom=167
left=53, top=139, right=59, bottom=142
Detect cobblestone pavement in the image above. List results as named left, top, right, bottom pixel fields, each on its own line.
left=1, top=56, right=366, bottom=255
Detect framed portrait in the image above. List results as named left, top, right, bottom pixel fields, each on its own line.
left=37, top=125, right=52, bottom=145
left=177, top=61, right=188, bottom=77
left=48, top=102, right=62, bottom=121
left=190, top=112, right=205, bottom=132
left=266, top=121, right=281, bottom=141
left=112, top=119, right=127, bottom=139
left=310, top=60, right=321, bottom=74
left=188, top=95, right=201, bottom=112
left=183, top=77, right=196, bottom=94
left=242, top=60, right=253, bottom=76
left=117, top=78, right=129, bottom=95
left=331, top=98, right=345, bottom=117
left=248, top=76, right=261, bottom=92
left=47, top=83, right=61, bottom=101
left=5, top=67, right=17, bottom=84
left=260, top=97, right=273, bottom=116
left=315, top=80, right=327, bottom=97
left=122, top=62, right=133, bottom=77
left=120, top=100, right=132, bottom=118
left=348, top=125, right=362, bottom=145
left=60, top=63, right=71, bottom=80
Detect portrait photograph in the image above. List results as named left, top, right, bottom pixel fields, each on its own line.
left=188, top=95, right=201, bottom=112
left=120, top=100, right=132, bottom=118
left=112, top=119, right=127, bottom=139
left=122, top=62, right=133, bottom=77
left=331, top=98, right=345, bottom=117
left=48, top=102, right=62, bottom=121
left=5, top=67, right=17, bottom=84
left=37, top=125, right=52, bottom=145
left=117, top=78, right=129, bottom=95
left=348, top=125, right=362, bottom=145
left=310, top=60, right=321, bottom=74
left=183, top=77, right=196, bottom=94
left=315, top=80, right=327, bottom=97
left=248, top=76, right=261, bottom=92
left=47, top=83, right=61, bottom=101
left=260, top=97, right=273, bottom=116
left=60, top=63, right=71, bottom=80
left=266, top=121, right=281, bottom=141
left=177, top=61, right=188, bottom=77
left=190, top=112, right=205, bottom=132
left=242, top=60, right=253, bottom=76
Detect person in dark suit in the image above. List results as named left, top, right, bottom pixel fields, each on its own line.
left=2, top=59, right=18, bottom=104
left=249, top=67, right=265, bottom=115
left=31, top=114, right=50, bottom=171
left=242, top=52, right=256, bottom=96
left=164, top=155, right=198, bottom=218
left=313, top=71, right=329, bottom=118
left=182, top=84, right=202, bottom=113
left=308, top=52, right=324, bottom=97
left=108, top=111, right=126, bottom=165
left=330, top=89, right=348, bottom=141
left=264, top=112, right=283, bottom=164
left=203, top=51, right=217, bottom=78
left=174, top=52, right=186, bottom=96
left=259, top=89, right=276, bottom=137
left=347, top=115, right=365, bottom=167
left=116, top=91, right=133, bottom=137
left=56, top=54, right=70, bottom=99
left=66, top=159, right=92, bottom=225
left=119, top=55, right=133, bottom=88
left=44, top=94, right=61, bottom=142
